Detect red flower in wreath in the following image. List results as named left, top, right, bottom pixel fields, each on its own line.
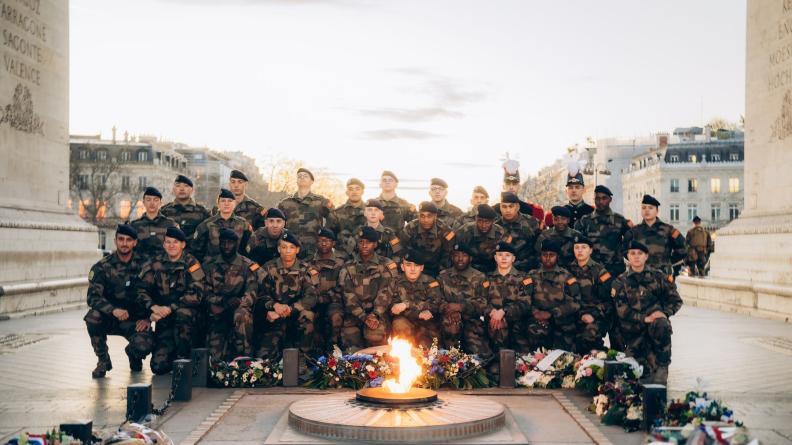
left=440, top=355, right=450, bottom=364
left=368, top=370, right=378, bottom=379
left=352, top=361, right=362, bottom=370
left=328, top=358, right=337, bottom=368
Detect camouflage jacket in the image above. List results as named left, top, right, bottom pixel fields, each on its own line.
left=566, top=259, right=614, bottom=321
left=622, top=219, right=686, bottom=273
left=437, top=266, right=487, bottom=317
left=525, top=265, right=581, bottom=324
left=202, top=253, right=261, bottom=315
left=398, top=220, right=455, bottom=276
left=307, top=252, right=346, bottom=306
left=192, top=214, right=252, bottom=261
left=331, top=201, right=366, bottom=248
left=452, top=208, right=477, bottom=231
left=128, top=213, right=178, bottom=261
left=378, top=194, right=416, bottom=232
left=454, top=222, right=508, bottom=273
left=497, top=213, right=542, bottom=272
left=278, top=191, right=334, bottom=257
left=87, top=252, right=146, bottom=318
left=611, top=268, right=683, bottom=334
left=338, top=254, right=398, bottom=323
left=340, top=224, right=404, bottom=260
left=160, top=199, right=210, bottom=252
left=392, top=273, right=443, bottom=322
left=534, top=226, right=583, bottom=269
left=484, top=267, right=532, bottom=323
left=435, top=200, right=463, bottom=228
left=260, top=258, right=319, bottom=312
left=246, top=228, right=281, bottom=266
left=575, top=208, right=632, bottom=269
left=564, top=201, right=595, bottom=229
left=137, top=252, right=205, bottom=313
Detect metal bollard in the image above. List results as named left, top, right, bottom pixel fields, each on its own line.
left=59, top=421, right=92, bottom=444
left=126, top=383, right=152, bottom=422
left=172, top=359, right=193, bottom=401
left=282, top=348, right=300, bottom=387
left=191, top=348, right=209, bottom=387
left=498, top=349, right=516, bottom=388
left=604, top=360, right=630, bottom=382
left=642, top=384, right=667, bottom=432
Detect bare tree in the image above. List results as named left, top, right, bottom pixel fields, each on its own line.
left=69, top=159, right=125, bottom=227
left=261, top=154, right=345, bottom=205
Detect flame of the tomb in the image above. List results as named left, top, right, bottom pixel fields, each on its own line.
left=382, top=337, right=421, bottom=393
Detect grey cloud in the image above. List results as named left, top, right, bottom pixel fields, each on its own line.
left=360, top=129, right=443, bottom=140
left=358, top=107, right=464, bottom=123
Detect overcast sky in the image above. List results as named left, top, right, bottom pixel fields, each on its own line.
left=70, top=0, right=746, bottom=206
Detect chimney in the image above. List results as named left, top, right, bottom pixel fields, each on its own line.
left=111, top=126, right=117, bottom=144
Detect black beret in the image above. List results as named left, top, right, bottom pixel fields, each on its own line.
left=402, top=250, right=427, bottom=266
left=218, top=188, right=235, bottom=200
left=551, top=206, right=572, bottom=218
left=540, top=238, right=561, bottom=254
left=143, top=187, right=162, bottom=199
left=430, top=178, right=448, bottom=188
left=230, top=170, right=248, bottom=181
left=692, top=215, right=701, bottom=223
left=115, top=223, right=138, bottom=240
left=359, top=226, right=380, bottom=243
left=501, top=192, right=520, bottom=204
left=419, top=201, right=438, bottom=214
left=219, top=227, right=239, bottom=241
left=165, top=227, right=186, bottom=242
left=346, top=178, right=365, bottom=188
left=566, top=173, right=585, bottom=186
left=473, top=185, right=489, bottom=198
left=381, top=170, right=398, bottom=182
left=452, top=243, right=474, bottom=256
left=494, top=242, right=516, bottom=254
left=572, top=234, right=593, bottom=246
left=624, top=240, right=649, bottom=255
left=365, top=199, right=384, bottom=210
left=175, top=175, right=193, bottom=187
left=280, top=230, right=301, bottom=248
left=476, top=204, right=497, bottom=220
left=317, top=227, right=336, bottom=241
left=594, top=185, right=612, bottom=196
left=264, top=208, right=286, bottom=220
left=642, top=194, right=661, bottom=207
left=297, top=167, right=314, bottom=181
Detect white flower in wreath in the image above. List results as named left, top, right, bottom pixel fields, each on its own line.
left=593, top=395, right=609, bottom=416
left=626, top=405, right=643, bottom=421
left=216, top=371, right=225, bottom=380
left=264, top=367, right=270, bottom=373
left=561, top=375, right=575, bottom=389
left=595, top=351, right=607, bottom=360
left=366, top=365, right=375, bottom=372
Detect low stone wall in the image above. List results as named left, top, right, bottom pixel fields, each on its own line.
left=677, top=276, right=792, bottom=322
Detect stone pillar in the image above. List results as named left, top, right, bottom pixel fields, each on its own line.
left=678, top=0, right=792, bottom=321
left=0, top=0, right=100, bottom=317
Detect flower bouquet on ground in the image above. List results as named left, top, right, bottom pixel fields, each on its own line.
left=515, top=348, right=578, bottom=389
left=304, top=346, right=394, bottom=389
left=574, top=349, right=643, bottom=396
left=590, top=377, right=643, bottom=432
left=209, top=356, right=283, bottom=387
left=415, top=339, right=492, bottom=390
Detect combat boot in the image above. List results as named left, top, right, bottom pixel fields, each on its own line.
left=128, top=354, right=143, bottom=372
left=92, top=357, right=112, bottom=378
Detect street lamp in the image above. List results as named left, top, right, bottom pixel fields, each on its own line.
left=583, top=160, right=613, bottom=186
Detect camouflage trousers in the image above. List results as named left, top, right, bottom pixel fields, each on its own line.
left=576, top=319, right=607, bottom=354
left=340, top=315, right=389, bottom=353
left=254, top=311, right=316, bottom=359
left=442, top=315, right=492, bottom=358
left=150, top=308, right=196, bottom=375
left=84, top=309, right=153, bottom=362
left=620, top=317, right=673, bottom=372
left=391, top=316, right=440, bottom=349
left=311, top=303, right=342, bottom=353
left=206, top=310, right=245, bottom=362
left=488, top=317, right=530, bottom=354
left=521, top=317, right=577, bottom=353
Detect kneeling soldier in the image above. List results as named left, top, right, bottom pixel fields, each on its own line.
left=390, top=250, right=442, bottom=348
left=567, top=235, right=613, bottom=354
left=307, top=227, right=345, bottom=350
left=484, top=242, right=532, bottom=353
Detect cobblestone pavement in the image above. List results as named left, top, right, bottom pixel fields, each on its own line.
left=0, top=305, right=790, bottom=443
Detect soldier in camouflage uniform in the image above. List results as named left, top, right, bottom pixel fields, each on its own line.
left=453, top=185, right=489, bottom=230
left=495, top=192, right=542, bottom=272
left=612, top=240, right=683, bottom=384
left=338, top=226, right=399, bottom=352
left=277, top=168, right=335, bottom=259
left=202, top=228, right=260, bottom=362
left=567, top=235, right=614, bottom=354
left=521, top=239, right=582, bottom=352
left=484, top=242, right=532, bottom=353
left=137, top=227, right=205, bottom=375
left=390, top=251, right=443, bottom=348
left=85, top=224, right=153, bottom=378
left=398, top=202, right=455, bottom=277
left=307, top=227, right=346, bottom=350
left=128, top=187, right=178, bottom=261
left=563, top=172, right=595, bottom=229
left=254, top=231, right=319, bottom=358
left=534, top=206, right=582, bottom=269
left=331, top=178, right=366, bottom=253
left=212, top=169, right=266, bottom=230
left=247, top=208, right=287, bottom=266
left=428, top=178, right=463, bottom=227
left=621, top=195, right=686, bottom=275
left=574, top=185, right=632, bottom=277
left=437, top=243, right=490, bottom=356
left=193, top=189, right=252, bottom=261
left=341, top=199, right=403, bottom=260
left=160, top=175, right=210, bottom=254
left=685, top=216, right=714, bottom=277
left=455, top=204, right=508, bottom=273
left=378, top=170, right=416, bottom=232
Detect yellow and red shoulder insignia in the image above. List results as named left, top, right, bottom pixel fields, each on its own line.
left=445, top=231, right=455, bottom=241
left=247, top=224, right=253, bottom=232
left=672, top=229, right=680, bottom=238
left=599, top=272, right=612, bottom=282
left=666, top=274, right=674, bottom=283
left=505, top=235, right=513, bottom=243
left=566, top=277, right=577, bottom=285
left=390, top=237, right=400, bottom=246
left=309, top=268, right=319, bottom=276
left=387, top=262, right=397, bottom=270
left=88, top=270, right=94, bottom=281
left=326, top=200, right=334, bottom=209
left=188, top=262, right=201, bottom=273
left=249, top=263, right=260, bottom=272
left=429, top=281, right=439, bottom=288
left=522, top=277, right=533, bottom=286
left=627, top=219, right=635, bottom=228
left=482, top=280, right=490, bottom=288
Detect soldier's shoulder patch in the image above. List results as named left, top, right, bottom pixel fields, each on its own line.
left=309, top=268, right=319, bottom=276
left=671, top=229, right=680, bottom=238
left=390, top=237, right=400, bottom=246
left=666, top=274, right=674, bottom=283
left=445, top=231, right=455, bottom=241
left=247, top=224, right=253, bottom=232
left=599, top=272, right=611, bottom=282
left=326, top=200, right=334, bottom=209
left=522, top=277, right=533, bottom=286
left=387, top=262, right=397, bottom=270
left=88, top=269, right=94, bottom=281
left=566, top=277, right=577, bottom=285
left=429, top=281, right=439, bottom=288
left=188, top=262, right=201, bottom=273
left=627, top=219, right=635, bottom=228
left=482, top=280, right=490, bottom=288
left=249, top=263, right=260, bottom=272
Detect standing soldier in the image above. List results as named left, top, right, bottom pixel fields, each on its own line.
left=332, top=178, right=367, bottom=253
left=128, top=187, right=178, bottom=261
left=84, top=224, right=153, bottom=378
left=202, top=228, right=260, bottom=362
left=534, top=206, right=582, bottom=269
left=160, top=175, right=210, bottom=254
left=247, top=208, right=288, bottom=266
left=338, top=226, right=398, bottom=352
left=484, top=243, right=532, bottom=354
left=428, top=178, right=463, bottom=227
left=455, top=204, right=508, bottom=273
left=390, top=251, right=443, bottom=348
left=193, top=189, right=252, bottom=261
left=502, top=157, right=546, bottom=223
left=215, top=170, right=266, bottom=230
left=398, top=201, right=455, bottom=277
left=612, top=241, right=683, bottom=384
left=575, top=185, right=633, bottom=278
left=622, top=195, right=687, bottom=275
left=495, top=192, right=542, bottom=272
left=137, top=227, right=205, bottom=375
left=342, top=199, right=403, bottom=260
left=278, top=167, right=335, bottom=259
left=563, top=172, right=594, bottom=229
left=453, top=186, right=489, bottom=230
left=522, top=239, right=582, bottom=352
left=377, top=170, right=416, bottom=232
left=567, top=235, right=613, bottom=354
left=686, top=216, right=714, bottom=277
left=437, top=243, right=490, bottom=356
left=307, top=227, right=346, bottom=350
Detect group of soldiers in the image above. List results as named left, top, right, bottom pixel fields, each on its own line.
left=85, top=165, right=695, bottom=384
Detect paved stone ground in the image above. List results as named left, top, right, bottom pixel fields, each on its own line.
left=0, top=305, right=789, bottom=444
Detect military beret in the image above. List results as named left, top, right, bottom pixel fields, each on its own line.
left=346, top=178, right=365, bottom=188
left=624, top=240, right=649, bottom=255
left=115, top=223, right=138, bottom=240
left=594, top=185, right=612, bottom=196
left=500, top=192, right=520, bottom=204
left=476, top=204, right=497, bottom=220
left=165, top=227, right=186, bottom=242
left=297, top=167, right=314, bottom=181
left=692, top=215, right=701, bottom=223
left=365, top=199, right=384, bottom=210
left=402, top=249, right=427, bottom=266
left=175, top=175, right=193, bottom=188
left=642, top=194, right=661, bottom=207
left=381, top=170, right=398, bottom=182
left=359, top=226, right=380, bottom=243
left=551, top=206, right=572, bottom=218
left=452, top=243, right=474, bottom=256
left=419, top=201, right=438, bottom=214
left=572, top=234, right=593, bottom=246
left=218, top=188, right=235, bottom=200
left=566, top=172, right=585, bottom=186
left=495, top=242, right=516, bottom=255
left=219, top=227, right=239, bottom=241
left=143, top=186, right=162, bottom=199
left=264, top=207, right=287, bottom=220
left=473, top=185, right=489, bottom=198
left=317, top=227, right=336, bottom=241
left=280, top=230, right=301, bottom=248
left=230, top=170, right=248, bottom=181
left=540, top=238, right=561, bottom=254
left=430, top=178, right=448, bottom=188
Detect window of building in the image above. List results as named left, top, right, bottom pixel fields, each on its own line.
left=669, top=154, right=680, bottom=162
left=78, top=149, right=89, bottom=160
left=670, top=178, right=679, bottom=193
left=687, top=204, right=698, bottom=221
left=137, top=150, right=148, bottom=162
left=97, top=175, right=107, bottom=186
left=138, top=176, right=147, bottom=190
left=688, top=154, right=697, bottom=163
left=729, top=204, right=740, bottom=221
left=121, top=176, right=130, bottom=192
left=730, top=152, right=739, bottom=161
left=711, top=203, right=721, bottom=221
left=78, top=174, right=89, bottom=190
left=97, top=150, right=107, bottom=161
left=711, top=153, right=721, bottom=162
left=688, top=178, right=698, bottom=192
left=710, top=178, right=721, bottom=193
left=121, top=150, right=131, bottom=162
left=119, top=200, right=132, bottom=220
left=670, top=204, right=680, bottom=222
left=729, top=177, right=740, bottom=193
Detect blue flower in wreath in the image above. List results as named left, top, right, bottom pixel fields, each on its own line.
left=369, top=377, right=384, bottom=387
left=318, top=356, right=327, bottom=365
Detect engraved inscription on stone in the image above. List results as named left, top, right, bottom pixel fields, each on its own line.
left=772, top=89, right=792, bottom=140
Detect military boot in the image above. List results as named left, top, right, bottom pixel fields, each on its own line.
left=92, top=357, right=112, bottom=378
left=128, top=353, right=143, bottom=372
